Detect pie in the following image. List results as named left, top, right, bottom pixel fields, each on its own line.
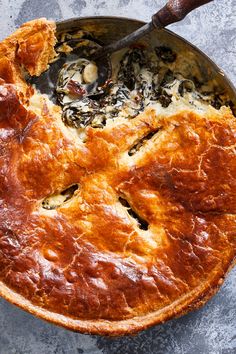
left=0, top=18, right=235, bottom=336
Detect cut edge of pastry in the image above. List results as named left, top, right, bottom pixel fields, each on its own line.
left=0, top=18, right=57, bottom=76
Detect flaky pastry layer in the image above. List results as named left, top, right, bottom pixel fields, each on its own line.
left=0, top=18, right=235, bottom=335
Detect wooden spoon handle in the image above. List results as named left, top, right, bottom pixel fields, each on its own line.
left=93, top=0, right=213, bottom=59
left=152, top=0, right=213, bottom=28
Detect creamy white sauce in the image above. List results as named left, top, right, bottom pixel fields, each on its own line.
left=31, top=30, right=232, bottom=142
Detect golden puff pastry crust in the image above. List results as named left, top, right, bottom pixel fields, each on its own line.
left=0, top=18, right=235, bottom=336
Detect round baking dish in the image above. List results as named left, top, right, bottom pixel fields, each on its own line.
left=0, top=16, right=235, bottom=336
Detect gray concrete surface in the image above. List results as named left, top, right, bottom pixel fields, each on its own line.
left=0, top=0, right=235, bottom=353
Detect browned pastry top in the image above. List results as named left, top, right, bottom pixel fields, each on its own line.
left=0, top=18, right=235, bottom=336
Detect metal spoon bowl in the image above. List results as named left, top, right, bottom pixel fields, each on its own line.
left=28, top=38, right=111, bottom=102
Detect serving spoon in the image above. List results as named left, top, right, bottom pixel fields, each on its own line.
left=31, top=0, right=214, bottom=100
left=83, top=0, right=214, bottom=96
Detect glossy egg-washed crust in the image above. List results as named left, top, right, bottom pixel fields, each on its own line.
left=0, top=18, right=235, bottom=336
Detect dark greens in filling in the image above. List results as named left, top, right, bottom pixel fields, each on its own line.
left=53, top=31, right=233, bottom=130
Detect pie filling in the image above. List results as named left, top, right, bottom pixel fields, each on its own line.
left=54, top=31, right=232, bottom=130
left=31, top=29, right=233, bottom=134
left=42, top=183, right=79, bottom=210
